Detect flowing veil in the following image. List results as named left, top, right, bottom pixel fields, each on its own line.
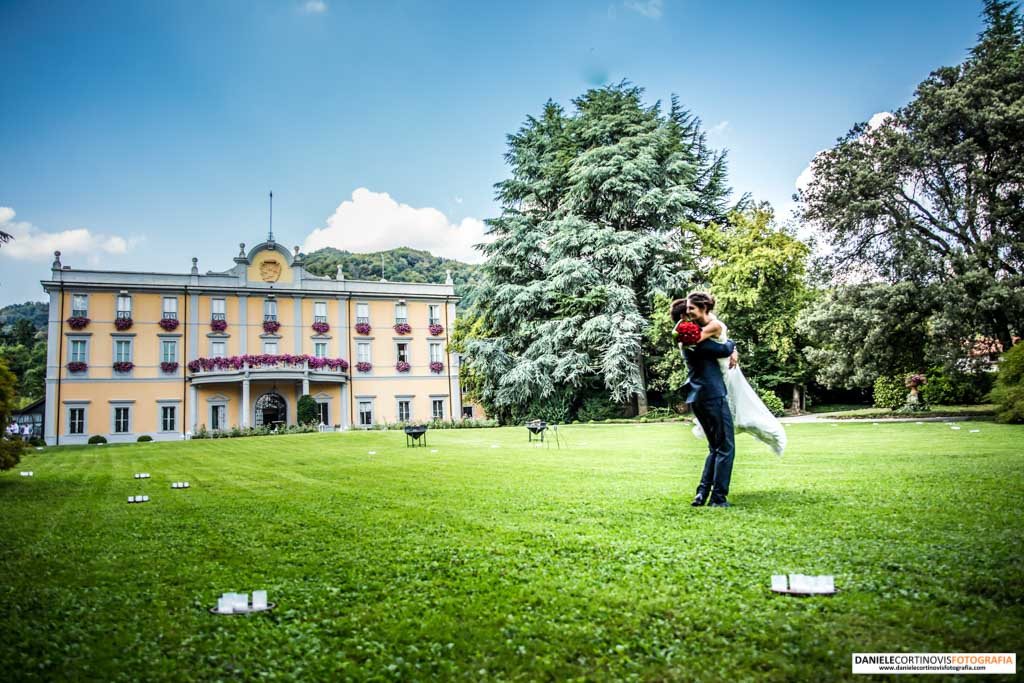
left=691, top=360, right=787, bottom=456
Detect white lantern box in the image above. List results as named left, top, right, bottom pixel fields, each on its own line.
left=127, top=495, right=150, bottom=504
left=770, top=574, right=836, bottom=596
left=210, top=590, right=275, bottom=615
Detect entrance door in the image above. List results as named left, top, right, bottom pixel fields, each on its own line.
left=254, top=393, right=287, bottom=427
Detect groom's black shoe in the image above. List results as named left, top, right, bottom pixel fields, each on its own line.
left=708, top=499, right=731, bottom=508
left=691, top=491, right=708, bottom=507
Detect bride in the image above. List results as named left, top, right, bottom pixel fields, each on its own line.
left=681, top=294, right=787, bottom=456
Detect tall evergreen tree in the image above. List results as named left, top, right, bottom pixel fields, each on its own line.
left=463, top=83, right=734, bottom=419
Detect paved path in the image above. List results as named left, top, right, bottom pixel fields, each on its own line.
left=779, top=413, right=979, bottom=424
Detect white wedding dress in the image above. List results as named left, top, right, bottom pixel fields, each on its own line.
left=688, top=322, right=787, bottom=456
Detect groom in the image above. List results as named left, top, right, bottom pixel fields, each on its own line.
left=671, top=293, right=739, bottom=508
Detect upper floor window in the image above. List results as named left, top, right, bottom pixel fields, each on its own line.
left=314, top=302, right=327, bottom=324
left=394, top=303, right=408, bottom=325
left=396, top=342, right=409, bottom=363
left=71, top=294, right=88, bottom=318
left=211, top=298, right=226, bottom=321
left=429, top=342, right=443, bottom=364
left=211, top=341, right=226, bottom=357
left=356, top=303, right=369, bottom=325
left=161, top=340, right=177, bottom=363
left=428, top=304, right=441, bottom=326
left=116, top=295, right=132, bottom=319
left=314, top=342, right=327, bottom=358
left=263, top=340, right=279, bottom=354
left=70, top=339, right=87, bottom=363
left=162, top=297, right=178, bottom=320
left=115, top=339, right=132, bottom=363
left=263, top=299, right=277, bottom=322
left=357, top=342, right=371, bottom=363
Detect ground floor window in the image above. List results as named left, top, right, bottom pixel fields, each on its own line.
left=211, top=404, right=226, bottom=430
left=318, top=401, right=329, bottom=425
left=114, top=406, right=130, bottom=433
left=161, top=406, right=176, bottom=432
left=398, top=399, right=411, bottom=422
left=432, top=399, right=444, bottom=420
left=69, top=407, right=85, bottom=435
left=462, top=406, right=473, bottom=418
left=358, top=400, right=373, bottom=427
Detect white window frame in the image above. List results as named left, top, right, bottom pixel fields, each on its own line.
left=210, top=340, right=227, bottom=358
left=395, top=341, right=410, bottom=364
left=396, top=397, right=412, bottom=423
left=316, top=400, right=329, bottom=425
left=71, top=293, right=89, bottom=318
left=162, top=296, right=178, bottom=319
left=263, top=340, right=279, bottom=354
left=160, top=405, right=177, bottom=432
left=428, top=304, right=441, bottom=326
left=264, top=299, right=278, bottom=322
left=161, top=340, right=177, bottom=364
left=116, top=294, right=132, bottom=319
left=356, top=302, right=370, bottom=325
left=67, top=404, right=87, bottom=435
left=211, top=297, right=226, bottom=320
left=394, top=302, right=408, bottom=324
left=114, top=339, right=133, bottom=363
left=429, top=342, right=442, bottom=364
left=69, top=338, right=88, bottom=363
left=357, top=342, right=371, bottom=364
left=314, top=341, right=327, bottom=358
left=431, top=397, right=446, bottom=421
left=357, top=397, right=375, bottom=427
left=314, top=301, right=328, bottom=323
left=111, top=403, right=133, bottom=434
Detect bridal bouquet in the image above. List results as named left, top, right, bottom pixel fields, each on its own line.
left=673, top=320, right=701, bottom=346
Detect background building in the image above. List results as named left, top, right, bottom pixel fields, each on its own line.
left=40, top=237, right=463, bottom=444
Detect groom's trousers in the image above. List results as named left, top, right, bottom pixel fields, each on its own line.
left=691, top=396, right=736, bottom=501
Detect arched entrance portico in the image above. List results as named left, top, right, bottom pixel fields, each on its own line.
left=254, top=392, right=287, bottom=427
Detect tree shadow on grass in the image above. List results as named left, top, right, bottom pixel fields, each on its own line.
left=726, top=488, right=839, bottom=512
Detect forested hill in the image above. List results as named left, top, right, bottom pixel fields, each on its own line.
left=0, top=301, right=47, bottom=334
left=303, top=247, right=482, bottom=303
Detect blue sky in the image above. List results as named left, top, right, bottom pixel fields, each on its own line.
left=0, top=0, right=986, bottom=305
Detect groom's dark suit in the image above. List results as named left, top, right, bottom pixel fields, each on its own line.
left=682, top=337, right=737, bottom=504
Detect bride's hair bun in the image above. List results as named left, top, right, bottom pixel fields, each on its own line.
left=687, top=291, right=715, bottom=312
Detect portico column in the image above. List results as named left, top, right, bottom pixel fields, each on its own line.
left=302, top=362, right=310, bottom=396
left=189, top=384, right=198, bottom=433
left=242, top=378, right=251, bottom=427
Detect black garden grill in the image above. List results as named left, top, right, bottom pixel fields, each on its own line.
left=526, top=420, right=547, bottom=442
left=404, top=424, right=428, bottom=447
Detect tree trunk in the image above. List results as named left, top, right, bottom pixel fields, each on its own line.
left=790, top=384, right=802, bottom=414
left=636, top=351, right=649, bottom=415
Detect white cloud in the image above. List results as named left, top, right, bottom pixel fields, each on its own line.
left=301, top=0, right=327, bottom=14
left=624, top=0, right=663, bottom=18
left=0, top=207, right=135, bottom=262
left=867, top=111, right=893, bottom=130
left=709, top=120, right=729, bottom=134
left=301, top=188, right=490, bottom=263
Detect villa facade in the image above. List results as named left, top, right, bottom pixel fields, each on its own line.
left=40, top=238, right=467, bottom=445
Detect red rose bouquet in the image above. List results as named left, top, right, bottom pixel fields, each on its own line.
left=673, top=320, right=702, bottom=346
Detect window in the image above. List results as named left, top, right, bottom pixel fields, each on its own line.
left=462, top=406, right=474, bottom=419
left=161, top=406, right=176, bottom=432
left=163, top=297, right=178, bottom=319
left=211, top=298, right=226, bottom=321
left=263, top=341, right=278, bottom=354
left=72, top=294, right=88, bottom=317
left=432, top=399, right=445, bottom=420
left=264, top=299, right=277, bottom=322
left=211, top=341, right=226, bottom=357
left=211, top=405, right=226, bottom=430
left=70, top=339, right=87, bottom=363
left=358, top=400, right=373, bottom=426
left=116, top=294, right=132, bottom=319
left=161, top=340, right=177, bottom=363
left=357, top=342, right=371, bottom=363
left=429, top=342, right=442, bottom=363
left=69, top=408, right=85, bottom=435
left=314, top=301, right=327, bottom=324
left=115, top=340, right=132, bottom=363
left=314, top=342, right=327, bottom=358
left=318, top=402, right=329, bottom=425
left=394, top=303, right=408, bottom=324
left=396, top=342, right=409, bottom=363
left=398, top=399, right=411, bottom=422
left=114, top=406, right=130, bottom=433
left=428, top=304, right=441, bottom=326
left=356, top=303, right=369, bottom=325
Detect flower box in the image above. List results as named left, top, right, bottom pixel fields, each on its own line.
left=66, top=316, right=90, bottom=330
left=187, top=354, right=350, bottom=373
left=114, top=317, right=134, bottom=331
left=67, top=361, right=88, bottom=373
left=113, top=361, right=135, bottom=373
left=158, top=318, right=180, bottom=331
left=161, top=361, right=180, bottom=373
left=354, top=322, right=372, bottom=335
left=429, top=323, right=444, bottom=336
left=210, top=319, right=228, bottom=333
left=395, top=361, right=411, bottom=373
left=262, top=320, right=281, bottom=334
left=429, top=361, right=445, bottom=373
left=312, top=321, right=330, bottom=335
left=356, top=361, right=373, bottom=373
left=393, top=322, right=412, bottom=335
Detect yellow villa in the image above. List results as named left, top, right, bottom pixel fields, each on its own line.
left=41, top=236, right=468, bottom=445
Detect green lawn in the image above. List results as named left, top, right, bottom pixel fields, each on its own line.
left=2, top=423, right=1022, bottom=682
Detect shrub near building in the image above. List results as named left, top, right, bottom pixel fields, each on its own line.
left=991, top=343, right=1024, bottom=424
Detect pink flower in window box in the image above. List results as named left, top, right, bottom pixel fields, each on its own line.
left=158, top=318, right=180, bottom=331
left=312, top=321, right=330, bottom=334
left=395, top=361, right=411, bottom=373
left=429, top=361, right=444, bottom=373
left=429, top=323, right=444, bottom=336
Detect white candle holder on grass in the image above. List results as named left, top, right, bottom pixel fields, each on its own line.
left=770, top=574, right=837, bottom=596
left=20, top=471, right=33, bottom=477
left=127, top=495, right=150, bottom=504
left=209, top=590, right=275, bottom=615
left=171, top=482, right=191, bottom=489
left=134, top=473, right=151, bottom=479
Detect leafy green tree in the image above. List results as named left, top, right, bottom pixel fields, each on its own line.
left=798, top=0, right=1024, bottom=354
left=296, top=395, right=319, bottom=425
left=990, top=341, right=1024, bottom=422
left=464, top=83, right=735, bottom=418
left=686, top=204, right=812, bottom=406
left=0, top=359, right=24, bottom=470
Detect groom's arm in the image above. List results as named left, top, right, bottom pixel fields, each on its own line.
left=689, top=338, right=736, bottom=359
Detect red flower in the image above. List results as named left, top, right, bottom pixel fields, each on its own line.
left=673, top=321, right=702, bottom=346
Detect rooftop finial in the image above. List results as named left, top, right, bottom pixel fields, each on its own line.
left=268, top=191, right=274, bottom=243
left=191, top=257, right=199, bottom=275
left=52, top=250, right=62, bottom=270
left=445, top=268, right=453, bottom=285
